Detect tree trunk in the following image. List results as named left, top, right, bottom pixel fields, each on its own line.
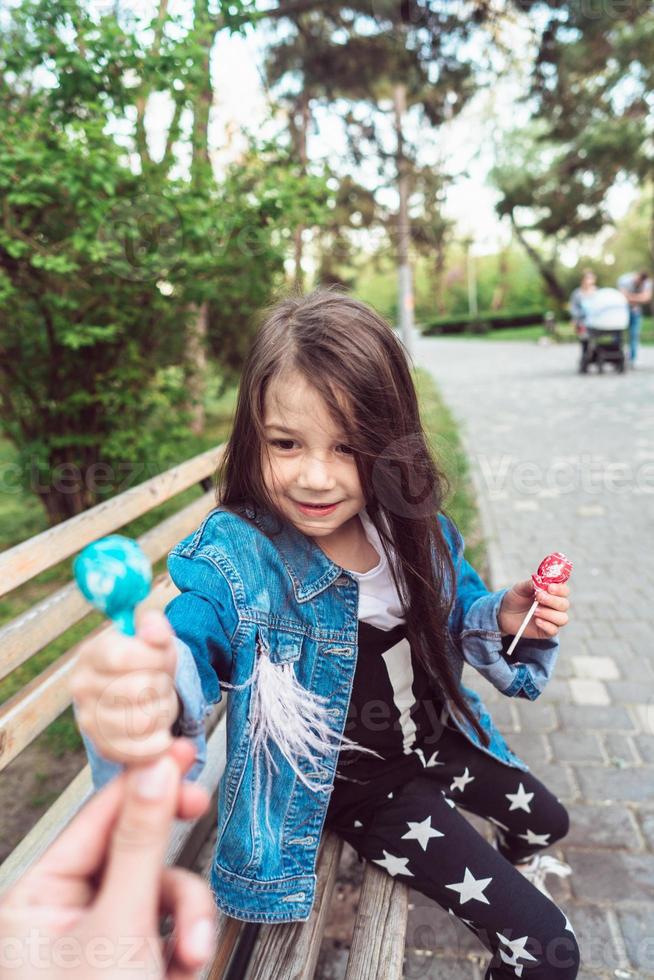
left=184, top=303, right=208, bottom=435
left=292, top=90, right=310, bottom=291
left=36, top=447, right=99, bottom=525
left=491, top=247, right=509, bottom=311
left=509, top=212, right=567, bottom=306
left=434, top=238, right=447, bottom=316
left=393, top=82, right=415, bottom=361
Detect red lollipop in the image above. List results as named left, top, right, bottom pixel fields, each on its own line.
left=532, top=552, right=573, bottom=593
left=506, top=552, right=573, bottom=657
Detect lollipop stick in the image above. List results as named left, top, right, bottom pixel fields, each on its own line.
left=505, top=599, right=539, bottom=658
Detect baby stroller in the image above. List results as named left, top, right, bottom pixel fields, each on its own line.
left=576, top=287, right=629, bottom=374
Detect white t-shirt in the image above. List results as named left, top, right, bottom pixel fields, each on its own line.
left=347, top=508, right=406, bottom=630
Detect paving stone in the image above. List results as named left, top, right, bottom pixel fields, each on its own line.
left=565, top=849, right=654, bottom=904
left=502, top=732, right=552, bottom=768
left=638, top=808, right=654, bottom=851
left=602, top=734, right=640, bottom=766
left=574, top=765, right=654, bottom=804
left=569, top=904, right=629, bottom=974
left=542, top=678, right=571, bottom=701
left=564, top=803, right=642, bottom=850
left=629, top=704, right=654, bottom=735
left=514, top=701, right=559, bottom=733
left=607, top=679, right=654, bottom=704
left=616, top=906, right=654, bottom=974
left=520, top=761, right=577, bottom=802
left=569, top=677, right=611, bottom=706
left=550, top=731, right=605, bottom=764
left=557, top=704, right=636, bottom=732
left=634, top=735, right=654, bottom=764
left=571, top=656, right=620, bottom=680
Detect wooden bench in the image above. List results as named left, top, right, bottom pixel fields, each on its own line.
left=0, top=447, right=409, bottom=979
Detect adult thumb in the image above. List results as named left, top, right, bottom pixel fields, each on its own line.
left=96, top=754, right=181, bottom=928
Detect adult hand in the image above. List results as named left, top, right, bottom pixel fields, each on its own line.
left=498, top=581, right=570, bottom=640
left=0, top=738, right=217, bottom=979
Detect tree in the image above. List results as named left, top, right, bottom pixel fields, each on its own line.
left=0, top=0, right=327, bottom=522
left=495, top=3, right=654, bottom=298
left=262, top=1, right=488, bottom=356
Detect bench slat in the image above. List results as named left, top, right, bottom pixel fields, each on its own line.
left=0, top=446, right=223, bottom=598
left=344, top=866, right=408, bottom=980
left=0, top=573, right=177, bottom=773
left=0, top=493, right=214, bottom=683
left=243, top=830, right=344, bottom=980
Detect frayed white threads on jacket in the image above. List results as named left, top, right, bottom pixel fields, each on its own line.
left=220, top=635, right=384, bottom=842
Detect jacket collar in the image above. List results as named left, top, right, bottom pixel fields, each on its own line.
left=242, top=502, right=346, bottom=603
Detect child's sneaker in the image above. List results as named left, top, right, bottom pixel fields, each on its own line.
left=516, top=854, right=572, bottom=901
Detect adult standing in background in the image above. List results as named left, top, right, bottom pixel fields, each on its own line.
left=569, top=268, right=597, bottom=363
left=617, top=270, right=652, bottom=368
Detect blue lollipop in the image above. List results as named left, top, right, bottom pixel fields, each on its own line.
left=74, top=534, right=152, bottom=635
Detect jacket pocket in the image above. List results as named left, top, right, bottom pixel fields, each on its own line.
left=256, top=622, right=304, bottom=664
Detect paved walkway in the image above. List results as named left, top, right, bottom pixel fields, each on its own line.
left=399, top=336, right=654, bottom=979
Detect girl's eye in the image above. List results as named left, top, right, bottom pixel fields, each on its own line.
left=268, top=440, right=354, bottom=456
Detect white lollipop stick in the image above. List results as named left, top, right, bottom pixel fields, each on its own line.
left=505, top=599, right=539, bottom=658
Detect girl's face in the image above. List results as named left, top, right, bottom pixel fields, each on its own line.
left=261, top=371, right=366, bottom=542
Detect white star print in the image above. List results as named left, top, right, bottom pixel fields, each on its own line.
left=387, top=791, right=394, bottom=799
left=563, top=913, right=576, bottom=936
left=401, top=815, right=445, bottom=851
left=518, top=829, right=551, bottom=846
left=450, top=767, right=475, bottom=793
left=497, top=933, right=538, bottom=964
left=441, top=792, right=456, bottom=808
left=353, top=820, right=363, bottom=828
left=372, top=850, right=414, bottom=877
left=499, top=954, right=524, bottom=978
left=446, top=867, right=493, bottom=905
left=506, top=783, right=534, bottom=813
left=415, top=747, right=445, bottom=768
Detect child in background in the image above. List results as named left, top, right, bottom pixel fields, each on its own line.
left=72, top=289, right=578, bottom=979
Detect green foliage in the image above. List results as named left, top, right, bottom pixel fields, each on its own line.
left=0, top=0, right=328, bottom=523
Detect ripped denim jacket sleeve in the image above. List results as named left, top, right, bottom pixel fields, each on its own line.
left=442, top=514, right=559, bottom=701
left=164, top=549, right=239, bottom=777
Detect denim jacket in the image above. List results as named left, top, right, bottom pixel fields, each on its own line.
left=78, top=503, right=559, bottom=924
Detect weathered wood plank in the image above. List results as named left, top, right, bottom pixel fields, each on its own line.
left=0, top=446, right=224, bottom=598
left=243, top=830, right=344, bottom=980
left=0, top=573, right=178, bottom=772
left=0, top=492, right=214, bottom=682
left=344, top=866, right=409, bottom=980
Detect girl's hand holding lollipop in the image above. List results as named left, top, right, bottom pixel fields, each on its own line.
left=498, top=553, right=573, bottom=657
left=70, top=535, right=181, bottom=766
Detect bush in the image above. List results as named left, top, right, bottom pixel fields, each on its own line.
left=422, top=308, right=556, bottom=334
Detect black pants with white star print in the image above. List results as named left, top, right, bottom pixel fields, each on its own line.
left=325, top=726, right=580, bottom=978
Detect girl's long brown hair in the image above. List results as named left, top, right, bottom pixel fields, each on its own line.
left=216, top=287, right=488, bottom=746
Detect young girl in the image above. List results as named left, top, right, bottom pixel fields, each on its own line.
left=72, top=289, right=579, bottom=979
